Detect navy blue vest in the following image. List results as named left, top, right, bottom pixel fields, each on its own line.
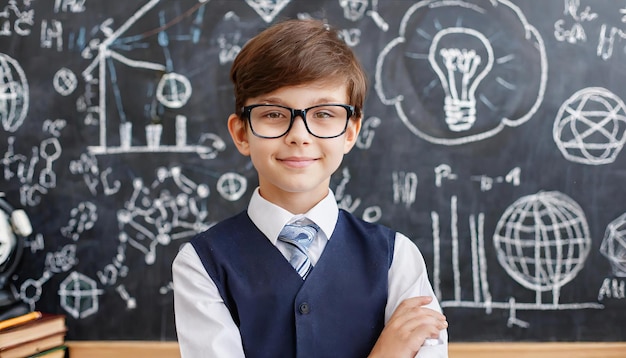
left=191, top=209, right=395, bottom=358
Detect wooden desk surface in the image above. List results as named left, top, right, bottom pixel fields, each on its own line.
left=66, top=341, right=626, bottom=358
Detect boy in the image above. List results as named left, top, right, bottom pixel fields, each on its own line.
left=172, top=18, right=448, bottom=358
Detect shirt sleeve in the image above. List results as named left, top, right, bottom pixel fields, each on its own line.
left=386, top=232, right=449, bottom=358
left=172, top=243, right=245, bottom=358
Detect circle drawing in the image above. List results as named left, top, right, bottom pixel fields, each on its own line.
left=554, top=87, right=626, bottom=165
left=0, top=53, right=29, bottom=132
left=156, top=72, right=192, bottom=108
left=493, top=191, right=591, bottom=296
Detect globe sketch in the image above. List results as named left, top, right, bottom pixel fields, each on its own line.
left=493, top=191, right=591, bottom=297
left=0, top=53, right=29, bottom=132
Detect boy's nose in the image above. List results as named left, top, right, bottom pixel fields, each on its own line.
left=285, top=116, right=312, bottom=142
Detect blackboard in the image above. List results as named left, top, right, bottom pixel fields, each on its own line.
left=1, top=0, right=625, bottom=342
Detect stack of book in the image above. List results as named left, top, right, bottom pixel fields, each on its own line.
left=0, top=311, right=67, bottom=357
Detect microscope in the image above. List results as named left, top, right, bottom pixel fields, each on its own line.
left=0, top=194, right=32, bottom=320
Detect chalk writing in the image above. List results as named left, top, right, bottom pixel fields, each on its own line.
left=0, top=0, right=34, bottom=37
left=598, top=278, right=625, bottom=300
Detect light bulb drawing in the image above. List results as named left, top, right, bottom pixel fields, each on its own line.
left=429, top=28, right=494, bottom=132
left=375, top=0, right=547, bottom=145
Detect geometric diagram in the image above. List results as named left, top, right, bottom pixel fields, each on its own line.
left=81, top=0, right=221, bottom=157
left=433, top=193, right=602, bottom=329
left=216, top=172, right=247, bottom=202
left=58, top=271, right=104, bottom=319
left=52, top=67, right=78, bottom=97
left=493, top=191, right=591, bottom=304
left=155, top=73, right=191, bottom=109
left=0, top=53, right=29, bottom=132
left=19, top=269, right=54, bottom=311
left=2, top=131, right=63, bottom=207
left=60, top=201, right=98, bottom=241
left=245, top=0, right=291, bottom=23
left=600, top=212, right=626, bottom=277
left=375, top=0, right=547, bottom=145
left=553, top=87, right=626, bottom=165
left=18, top=243, right=77, bottom=311
left=117, top=166, right=211, bottom=265
left=45, top=244, right=78, bottom=274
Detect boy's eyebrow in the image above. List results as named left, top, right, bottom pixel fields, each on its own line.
left=254, top=96, right=347, bottom=106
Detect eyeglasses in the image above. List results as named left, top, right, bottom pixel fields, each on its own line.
left=241, top=104, right=355, bottom=139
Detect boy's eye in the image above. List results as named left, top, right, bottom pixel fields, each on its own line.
left=310, top=107, right=341, bottom=119
left=259, top=108, right=289, bottom=119
left=312, top=111, right=332, bottom=119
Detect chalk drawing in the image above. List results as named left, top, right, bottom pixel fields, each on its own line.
left=433, top=191, right=602, bottom=328
left=117, top=167, right=211, bottom=264
left=116, top=284, right=137, bottom=309
left=216, top=172, right=247, bottom=202
left=45, top=244, right=77, bottom=273
left=339, top=0, right=368, bottom=22
left=60, top=201, right=98, bottom=241
left=19, top=270, right=52, bottom=311
left=2, top=124, right=63, bottom=207
left=494, top=191, right=592, bottom=302
left=600, top=212, right=626, bottom=277
left=553, top=87, right=626, bottom=165
left=80, top=0, right=220, bottom=156
left=245, top=0, right=291, bottom=23
left=375, top=0, right=547, bottom=145
left=58, top=271, right=104, bottom=319
left=0, top=53, right=29, bottom=132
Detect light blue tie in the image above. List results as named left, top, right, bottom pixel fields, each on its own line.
left=278, top=222, right=318, bottom=279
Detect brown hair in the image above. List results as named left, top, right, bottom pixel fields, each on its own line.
left=230, top=19, right=367, bottom=118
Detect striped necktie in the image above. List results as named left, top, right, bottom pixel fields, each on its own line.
left=278, top=222, right=318, bottom=279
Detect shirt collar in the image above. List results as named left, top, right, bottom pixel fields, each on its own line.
left=247, top=187, right=338, bottom=244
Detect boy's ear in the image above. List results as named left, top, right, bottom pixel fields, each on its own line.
left=343, top=116, right=362, bottom=154
left=228, top=113, right=251, bottom=156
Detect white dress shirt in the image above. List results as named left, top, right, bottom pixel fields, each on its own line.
left=173, top=188, right=448, bottom=357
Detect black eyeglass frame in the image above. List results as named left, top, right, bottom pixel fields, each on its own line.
left=241, top=103, right=356, bottom=139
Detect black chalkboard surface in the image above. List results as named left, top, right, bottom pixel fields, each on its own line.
left=1, top=0, right=625, bottom=342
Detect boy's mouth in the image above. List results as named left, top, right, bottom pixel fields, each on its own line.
left=278, top=157, right=317, bottom=168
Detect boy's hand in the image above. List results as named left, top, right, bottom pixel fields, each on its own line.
left=369, top=296, right=448, bottom=358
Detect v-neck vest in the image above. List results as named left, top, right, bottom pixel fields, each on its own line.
left=191, top=209, right=395, bottom=358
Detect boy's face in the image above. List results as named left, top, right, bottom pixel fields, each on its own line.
left=228, top=80, right=361, bottom=212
